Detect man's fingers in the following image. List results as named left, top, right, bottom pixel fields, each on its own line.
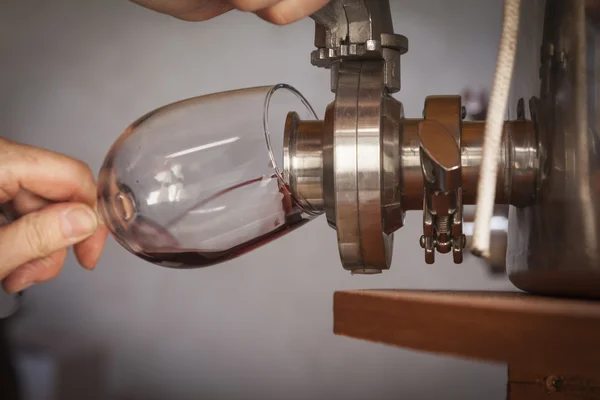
left=74, top=225, right=110, bottom=270
left=0, top=138, right=97, bottom=207
left=0, top=140, right=105, bottom=291
left=0, top=202, right=98, bottom=280
left=130, top=0, right=234, bottom=21
left=129, top=0, right=329, bottom=23
left=256, top=0, right=330, bottom=25
left=2, top=249, right=68, bottom=294
left=4, top=190, right=108, bottom=270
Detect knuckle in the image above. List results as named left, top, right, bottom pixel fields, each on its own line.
left=75, top=158, right=93, bottom=176
left=33, top=252, right=65, bottom=281
left=68, top=157, right=93, bottom=181
left=22, top=214, right=54, bottom=258
left=70, top=159, right=97, bottom=197
left=44, top=260, right=62, bottom=281
left=80, top=162, right=95, bottom=184
left=11, top=262, right=38, bottom=281
left=0, top=143, right=35, bottom=201
left=0, top=166, right=18, bottom=202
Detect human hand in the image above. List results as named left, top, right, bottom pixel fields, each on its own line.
left=0, top=138, right=108, bottom=294
left=130, top=0, right=330, bottom=25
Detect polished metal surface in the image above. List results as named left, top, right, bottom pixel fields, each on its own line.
left=381, top=96, right=404, bottom=235
left=356, top=61, right=393, bottom=272
left=462, top=120, right=539, bottom=207
left=324, top=60, right=394, bottom=274
left=283, top=113, right=325, bottom=212
left=502, top=119, right=540, bottom=207
left=322, top=103, right=336, bottom=229
left=507, top=0, right=600, bottom=298
left=399, top=118, right=422, bottom=211
left=330, top=61, right=363, bottom=270
left=460, top=122, right=485, bottom=204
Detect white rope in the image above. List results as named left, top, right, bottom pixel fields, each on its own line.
left=471, top=0, right=521, bottom=258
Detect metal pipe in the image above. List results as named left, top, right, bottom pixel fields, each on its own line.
left=401, top=119, right=537, bottom=210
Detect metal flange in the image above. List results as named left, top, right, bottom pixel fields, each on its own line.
left=323, top=60, right=395, bottom=274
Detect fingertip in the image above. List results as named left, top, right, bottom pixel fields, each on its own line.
left=257, top=0, right=330, bottom=25
left=2, top=280, right=31, bottom=295
left=74, top=225, right=109, bottom=270
left=255, top=7, right=294, bottom=25
left=2, top=275, right=28, bottom=295
left=62, top=205, right=99, bottom=240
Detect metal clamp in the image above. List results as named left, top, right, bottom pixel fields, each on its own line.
left=419, top=96, right=466, bottom=264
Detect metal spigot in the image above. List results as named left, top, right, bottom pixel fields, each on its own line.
left=295, top=0, right=539, bottom=273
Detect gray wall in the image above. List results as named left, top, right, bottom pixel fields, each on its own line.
left=0, top=1, right=513, bottom=399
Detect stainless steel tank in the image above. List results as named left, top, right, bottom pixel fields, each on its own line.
left=507, top=0, right=600, bottom=298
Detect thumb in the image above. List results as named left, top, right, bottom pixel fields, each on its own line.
left=0, top=202, right=98, bottom=280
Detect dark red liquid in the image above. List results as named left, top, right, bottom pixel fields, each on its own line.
left=133, top=213, right=308, bottom=269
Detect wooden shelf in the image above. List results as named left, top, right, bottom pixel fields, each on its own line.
left=333, top=290, right=600, bottom=376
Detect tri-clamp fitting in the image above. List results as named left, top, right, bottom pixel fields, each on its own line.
left=419, top=97, right=465, bottom=264
left=282, top=0, right=541, bottom=274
